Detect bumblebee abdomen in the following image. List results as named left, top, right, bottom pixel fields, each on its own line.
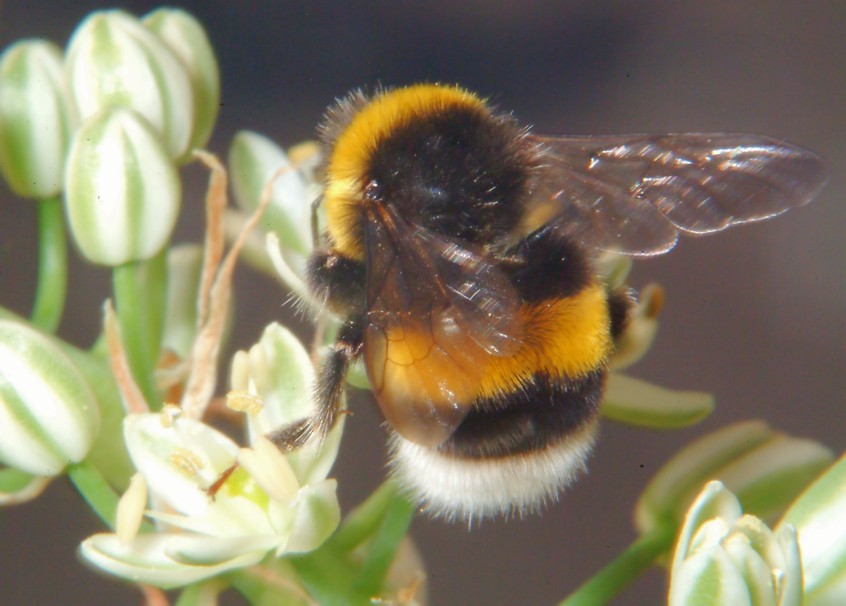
left=479, top=282, right=612, bottom=397
left=387, top=272, right=614, bottom=519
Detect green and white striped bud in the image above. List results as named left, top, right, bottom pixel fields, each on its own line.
left=65, top=108, right=180, bottom=266
left=142, top=8, right=220, bottom=152
left=0, top=320, right=100, bottom=476
left=65, top=9, right=195, bottom=159
left=669, top=482, right=802, bottom=606
left=0, top=40, right=72, bottom=198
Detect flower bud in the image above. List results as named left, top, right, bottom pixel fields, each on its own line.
left=0, top=320, right=100, bottom=476
left=229, top=131, right=313, bottom=255
left=65, top=108, right=181, bottom=266
left=636, top=421, right=833, bottom=536
left=779, top=449, right=846, bottom=604
left=0, top=40, right=72, bottom=198
left=65, top=10, right=195, bottom=159
left=669, top=481, right=802, bottom=606
left=142, top=8, right=220, bottom=151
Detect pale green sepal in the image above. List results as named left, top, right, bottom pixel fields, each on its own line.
left=601, top=373, right=714, bottom=428
left=228, top=131, right=312, bottom=255
left=0, top=468, right=50, bottom=505
left=281, top=478, right=341, bottom=554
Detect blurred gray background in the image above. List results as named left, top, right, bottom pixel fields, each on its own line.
left=1, top=2, right=844, bottom=604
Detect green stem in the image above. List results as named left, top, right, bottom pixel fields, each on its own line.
left=30, top=195, right=67, bottom=332
left=112, top=250, right=167, bottom=408
left=290, top=548, right=369, bottom=606
left=352, top=489, right=415, bottom=598
left=67, top=461, right=154, bottom=533
left=67, top=461, right=122, bottom=529
left=330, top=480, right=404, bottom=552
left=558, top=526, right=675, bottom=606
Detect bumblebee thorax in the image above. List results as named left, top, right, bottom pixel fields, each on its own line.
left=322, top=84, right=539, bottom=260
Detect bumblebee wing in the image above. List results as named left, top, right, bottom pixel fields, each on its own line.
left=530, top=134, right=828, bottom=256
left=363, top=206, right=522, bottom=447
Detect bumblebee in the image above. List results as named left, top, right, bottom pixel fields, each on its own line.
left=270, top=83, right=827, bottom=521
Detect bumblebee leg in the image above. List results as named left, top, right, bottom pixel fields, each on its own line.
left=267, top=317, right=364, bottom=450
left=307, top=248, right=366, bottom=313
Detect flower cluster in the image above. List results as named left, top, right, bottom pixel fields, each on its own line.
left=0, top=7, right=842, bottom=606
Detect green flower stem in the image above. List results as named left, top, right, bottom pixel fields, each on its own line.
left=111, top=250, right=168, bottom=408
left=228, top=561, right=313, bottom=606
left=67, top=460, right=155, bottom=534
left=30, top=195, right=67, bottom=332
left=67, top=460, right=122, bottom=528
left=174, top=583, right=206, bottom=606
left=353, top=489, right=416, bottom=598
left=330, top=480, right=405, bottom=552
left=290, top=548, right=369, bottom=606
left=559, top=525, right=675, bottom=606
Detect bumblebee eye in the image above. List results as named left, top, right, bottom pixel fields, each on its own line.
left=364, top=179, right=383, bottom=202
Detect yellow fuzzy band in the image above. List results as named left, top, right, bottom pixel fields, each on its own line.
left=324, top=84, right=485, bottom=260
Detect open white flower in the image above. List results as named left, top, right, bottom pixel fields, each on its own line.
left=81, top=324, right=341, bottom=588
left=81, top=412, right=340, bottom=588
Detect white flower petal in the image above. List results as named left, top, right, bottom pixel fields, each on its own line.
left=238, top=322, right=343, bottom=484
left=282, top=479, right=340, bottom=554
left=124, top=414, right=237, bottom=515
left=80, top=532, right=266, bottom=589
left=163, top=533, right=280, bottom=565
left=144, top=490, right=275, bottom=538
